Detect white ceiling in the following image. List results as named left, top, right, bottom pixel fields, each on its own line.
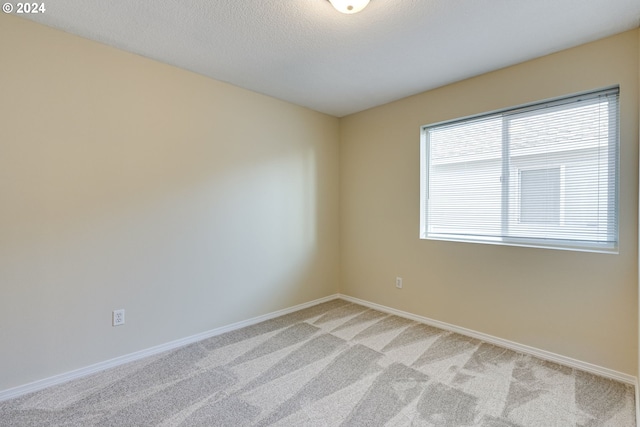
left=21, top=0, right=640, bottom=117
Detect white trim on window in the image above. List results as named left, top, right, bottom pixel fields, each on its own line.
left=420, top=87, right=619, bottom=253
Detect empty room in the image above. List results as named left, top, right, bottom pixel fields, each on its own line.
left=1, top=1, right=640, bottom=426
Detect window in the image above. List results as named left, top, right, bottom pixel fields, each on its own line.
left=519, top=167, right=561, bottom=224
left=420, top=87, right=619, bottom=253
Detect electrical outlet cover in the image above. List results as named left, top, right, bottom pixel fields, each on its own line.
left=113, top=309, right=125, bottom=326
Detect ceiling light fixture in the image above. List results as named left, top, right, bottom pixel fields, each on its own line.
left=328, top=0, right=370, bottom=14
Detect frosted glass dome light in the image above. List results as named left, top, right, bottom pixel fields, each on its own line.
left=328, top=0, right=370, bottom=14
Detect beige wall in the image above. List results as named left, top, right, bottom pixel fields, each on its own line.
left=0, top=15, right=340, bottom=391
left=1, top=13, right=638, bottom=393
left=340, top=30, right=639, bottom=375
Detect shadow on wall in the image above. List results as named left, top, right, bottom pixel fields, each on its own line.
left=0, top=135, right=322, bottom=386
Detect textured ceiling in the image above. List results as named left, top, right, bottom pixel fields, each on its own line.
left=20, top=0, right=640, bottom=117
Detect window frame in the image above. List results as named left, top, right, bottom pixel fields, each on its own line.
left=419, top=87, right=620, bottom=254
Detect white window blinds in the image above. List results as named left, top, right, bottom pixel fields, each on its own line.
left=420, top=87, right=619, bottom=253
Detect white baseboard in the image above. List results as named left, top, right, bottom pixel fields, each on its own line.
left=339, top=294, right=637, bottom=386
left=0, top=294, right=340, bottom=402
left=1, top=292, right=635, bottom=403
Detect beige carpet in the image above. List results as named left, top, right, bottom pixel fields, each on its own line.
left=0, top=299, right=636, bottom=426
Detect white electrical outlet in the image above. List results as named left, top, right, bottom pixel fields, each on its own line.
left=395, top=277, right=403, bottom=289
left=113, top=309, right=125, bottom=326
